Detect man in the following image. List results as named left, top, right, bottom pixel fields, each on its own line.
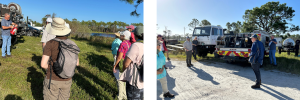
left=249, top=34, right=264, bottom=88
left=41, top=17, right=55, bottom=48
left=162, top=37, right=170, bottom=60
left=40, top=18, right=79, bottom=99
left=120, top=26, right=144, bottom=99
left=192, top=37, right=198, bottom=60
left=183, top=37, right=193, bottom=67
left=157, top=35, right=170, bottom=60
left=268, top=35, right=277, bottom=66
left=1, top=13, right=18, bottom=58
left=126, top=25, right=136, bottom=43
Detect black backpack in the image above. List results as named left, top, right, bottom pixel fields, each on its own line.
left=132, top=55, right=144, bottom=88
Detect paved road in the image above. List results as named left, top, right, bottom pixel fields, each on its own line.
left=157, top=60, right=300, bottom=100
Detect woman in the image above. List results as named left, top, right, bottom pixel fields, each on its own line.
left=113, top=30, right=132, bottom=100
left=157, top=39, right=175, bottom=98
left=111, top=32, right=122, bottom=65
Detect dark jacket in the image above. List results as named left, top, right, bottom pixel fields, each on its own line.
left=249, top=40, right=264, bottom=64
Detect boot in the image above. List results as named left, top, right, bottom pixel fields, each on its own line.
left=163, top=91, right=175, bottom=98
left=251, top=84, right=260, bottom=88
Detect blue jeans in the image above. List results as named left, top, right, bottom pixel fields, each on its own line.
left=269, top=50, right=277, bottom=65
left=2, top=35, right=11, bottom=57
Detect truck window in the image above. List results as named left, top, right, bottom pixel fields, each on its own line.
left=219, top=29, right=223, bottom=35
left=193, top=27, right=211, bottom=36
left=212, top=28, right=218, bottom=35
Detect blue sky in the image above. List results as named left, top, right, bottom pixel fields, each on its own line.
left=157, top=0, right=300, bottom=35
left=2, top=0, right=143, bottom=24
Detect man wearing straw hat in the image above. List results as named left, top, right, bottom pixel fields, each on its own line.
left=40, top=18, right=79, bottom=99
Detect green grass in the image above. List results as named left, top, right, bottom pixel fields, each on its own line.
left=0, top=36, right=118, bottom=100
left=168, top=50, right=300, bottom=75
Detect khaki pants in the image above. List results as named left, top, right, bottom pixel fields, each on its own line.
left=113, top=54, right=117, bottom=66
left=158, top=77, right=168, bottom=94
left=43, top=78, right=72, bottom=100
left=117, top=72, right=127, bottom=100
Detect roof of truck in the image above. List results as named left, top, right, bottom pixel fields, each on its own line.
left=195, top=25, right=223, bottom=29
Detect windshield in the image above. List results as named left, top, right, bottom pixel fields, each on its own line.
left=192, top=27, right=211, bottom=36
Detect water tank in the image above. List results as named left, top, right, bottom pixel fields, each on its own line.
left=282, top=38, right=295, bottom=46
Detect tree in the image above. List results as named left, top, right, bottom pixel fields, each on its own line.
left=199, top=19, right=211, bottom=26
left=188, top=18, right=199, bottom=31
left=243, top=1, right=299, bottom=34
left=120, top=0, right=143, bottom=17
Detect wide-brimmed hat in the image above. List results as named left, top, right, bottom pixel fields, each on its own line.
left=114, top=32, right=120, bottom=37
left=126, top=25, right=135, bottom=30
left=46, top=18, right=71, bottom=36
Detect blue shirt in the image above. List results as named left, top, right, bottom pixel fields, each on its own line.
left=157, top=51, right=166, bottom=79
left=1, top=19, right=12, bottom=36
left=249, top=40, right=264, bottom=64
left=111, top=38, right=122, bottom=55
left=269, top=39, right=277, bottom=50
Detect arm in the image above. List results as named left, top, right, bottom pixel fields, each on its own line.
left=41, top=55, right=50, bottom=69
left=77, top=58, right=79, bottom=66
left=12, top=22, right=18, bottom=27
left=114, top=52, right=123, bottom=68
left=42, top=43, right=46, bottom=48
left=249, top=43, right=257, bottom=57
left=157, top=68, right=164, bottom=75
left=1, top=26, right=13, bottom=29
left=123, top=56, right=132, bottom=71
left=272, top=39, right=277, bottom=44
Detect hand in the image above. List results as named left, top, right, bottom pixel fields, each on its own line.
left=10, top=26, right=14, bottom=28
left=113, top=67, right=117, bottom=73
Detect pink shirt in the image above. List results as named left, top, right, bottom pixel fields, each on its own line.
left=119, top=42, right=144, bottom=89
left=118, top=40, right=132, bottom=59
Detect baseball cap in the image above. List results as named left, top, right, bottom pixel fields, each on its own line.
left=120, top=30, right=131, bottom=40
left=46, top=17, right=52, bottom=23
left=250, top=34, right=258, bottom=38
left=157, top=35, right=162, bottom=38
left=133, top=26, right=143, bottom=37
left=126, top=25, right=135, bottom=30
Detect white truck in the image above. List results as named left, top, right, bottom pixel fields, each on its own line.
left=192, top=25, right=224, bottom=57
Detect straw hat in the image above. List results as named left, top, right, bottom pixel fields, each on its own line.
left=46, top=18, right=71, bottom=36
left=114, top=32, right=120, bottom=37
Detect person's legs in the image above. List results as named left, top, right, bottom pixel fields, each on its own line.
left=159, top=77, right=169, bottom=94
left=113, top=54, right=117, bottom=65
left=43, top=78, right=60, bottom=100
left=6, top=35, right=11, bottom=56
left=58, top=79, right=72, bottom=100
left=2, top=35, right=8, bottom=57
left=251, top=63, right=261, bottom=85
left=186, top=51, right=189, bottom=66
left=188, top=51, right=192, bottom=65
left=192, top=48, right=197, bottom=60
left=271, top=50, right=277, bottom=65
left=118, top=71, right=127, bottom=100
left=126, top=81, right=143, bottom=99
left=269, top=50, right=273, bottom=64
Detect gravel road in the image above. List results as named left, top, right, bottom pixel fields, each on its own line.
left=157, top=60, right=300, bottom=100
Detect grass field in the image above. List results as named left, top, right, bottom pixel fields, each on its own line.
left=168, top=50, right=300, bottom=75
left=0, top=36, right=118, bottom=100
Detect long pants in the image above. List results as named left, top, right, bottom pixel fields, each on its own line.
left=251, top=63, right=261, bottom=85
left=192, top=47, right=197, bottom=59
left=269, top=50, right=277, bottom=65
left=126, top=81, right=143, bottom=99
left=43, top=78, right=72, bottom=100
left=1, top=35, right=11, bottom=57
left=113, top=55, right=127, bottom=100
left=158, top=77, right=169, bottom=94
left=186, top=51, right=192, bottom=65
left=113, top=54, right=117, bottom=65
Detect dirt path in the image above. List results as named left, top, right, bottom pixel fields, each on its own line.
left=157, top=60, right=300, bottom=100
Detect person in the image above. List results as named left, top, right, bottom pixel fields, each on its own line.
left=40, top=18, right=79, bottom=99
left=1, top=13, right=18, bottom=58
left=120, top=26, right=144, bottom=99
left=249, top=34, right=264, bottom=88
left=157, top=35, right=170, bottom=60
left=192, top=37, right=198, bottom=60
left=162, top=37, right=170, bottom=61
left=41, top=17, right=55, bottom=48
left=183, top=36, right=193, bottom=67
left=268, top=35, right=277, bottom=66
left=157, top=40, right=175, bottom=98
left=113, top=30, right=132, bottom=100
left=126, top=25, right=136, bottom=43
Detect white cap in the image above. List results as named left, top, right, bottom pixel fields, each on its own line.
left=65, top=22, right=70, bottom=28
left=120, top=30, right=131, bottom=40
left=46, top=17, right=52, bottom=22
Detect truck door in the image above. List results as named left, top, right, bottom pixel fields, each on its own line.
left=210, top=28, right=219, bottom=45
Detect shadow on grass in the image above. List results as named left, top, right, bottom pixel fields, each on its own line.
left=27, top=66, right=44, bottom=100
left=74, top=66, right=117, bottom=99
left=86, top=52, right=113, bottom=75
left=31, top=54, right=46, bottom=74
left=71, top=37, right=113, bottom=50
left=4, top=94, right=23, bottom=100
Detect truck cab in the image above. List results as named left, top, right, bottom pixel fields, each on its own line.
left=192, top=25, right=223, bottom=57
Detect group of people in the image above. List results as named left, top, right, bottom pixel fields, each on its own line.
left=111, top=25, right=144, bottom=100
left=182, top=36, right=198, bottom=67
left=156, top=35, right=175, bottom=98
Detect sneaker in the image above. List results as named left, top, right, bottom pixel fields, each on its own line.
left=251, top=84, right=260, bottom=88
left=187, top=64, right=190, bottom=67
left=167, top=57, right=170, bottom=60
left=163, top=91, right=175, bottom=98
left=2, top=56, right=6, bottom=58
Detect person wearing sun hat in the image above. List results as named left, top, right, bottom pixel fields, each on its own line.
left=249, top=34, right=264, bottom=89
left=40, top=17, right=80, bottom=99
left=126, top=25, right=136, bottom=43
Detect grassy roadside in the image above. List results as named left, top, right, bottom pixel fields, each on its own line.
left=168, top=50, right=300, bottom=75
left=0, top=36, right=118, bottom=100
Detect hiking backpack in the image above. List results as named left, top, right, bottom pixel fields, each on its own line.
left=48, top=38, right=80, bottom=89
left=132, top=55, right=144, bottom=88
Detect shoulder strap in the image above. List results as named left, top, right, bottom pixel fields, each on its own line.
left=125, top=41, right=129, bottom=49
left=132, top=55, right=144, bottom=88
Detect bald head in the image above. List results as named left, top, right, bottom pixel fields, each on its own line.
left=4, top=13, right=10, bottom=20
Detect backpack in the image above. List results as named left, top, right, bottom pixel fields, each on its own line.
left=132, top=55, right=143, bottom=88
left=48, top=38, right=80, bottom=89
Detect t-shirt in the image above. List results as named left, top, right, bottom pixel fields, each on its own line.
left=157, top=51, right=166, bottom=79
left=43, top=36, right=72, bottom=81
left=183, top=41, right=193, bottom=51
left=118, top=40, right=132, bottom=59
left=41, top=24, right=56, bottom=44
left=192, top=40, right=198, bottom=48
left=119, top=42, right=144, bottom=89
left=269, top=39, right=277, bottom=50
left=1, top=19, right=12, bottom=36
